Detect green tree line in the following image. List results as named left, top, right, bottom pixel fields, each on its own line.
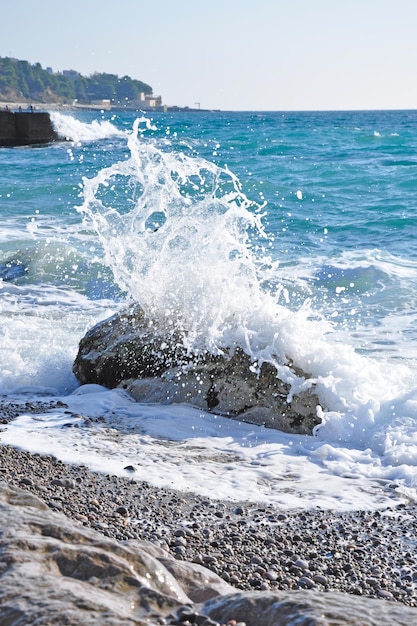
left=0, top=57, right=153, bottom=104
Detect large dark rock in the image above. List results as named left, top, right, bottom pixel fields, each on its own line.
left=73, top=304, right=321, bottom=434
left=73, top=304, right=187, bottom=387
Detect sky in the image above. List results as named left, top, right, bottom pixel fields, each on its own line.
left=2, top=0, right=417, bottom=111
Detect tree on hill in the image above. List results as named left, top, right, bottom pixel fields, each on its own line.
left=0, top=57, right=153, bottom=104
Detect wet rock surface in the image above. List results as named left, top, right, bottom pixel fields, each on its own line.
left=72, top=304, right=320, bottom=434
left=0, top=481, right=196, bottom=625
left=203, top=589, right=417, bottom=626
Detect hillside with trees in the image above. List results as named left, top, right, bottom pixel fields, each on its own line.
left=0, top=57, right=153, bottom=105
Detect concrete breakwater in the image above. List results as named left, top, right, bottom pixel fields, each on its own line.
left=0, top=109, right=59, bottom=146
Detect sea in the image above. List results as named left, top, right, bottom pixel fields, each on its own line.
left=1, top=108, right=417, bottom=512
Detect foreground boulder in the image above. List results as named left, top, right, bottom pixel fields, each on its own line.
left=0, top=481, right=230, bottom=625
left=73, top=304, right=320, bottom=434
left=1, top=481, right=417, bottom=626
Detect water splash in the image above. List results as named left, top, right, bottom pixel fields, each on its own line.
left=77, top=117, right=417, bottom=462
left=78, top=117, right=292, bottom=361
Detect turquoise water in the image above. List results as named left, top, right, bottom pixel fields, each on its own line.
left=1, top=109, right=417, bottom=509
left=3, top=109, right=417, bottom=264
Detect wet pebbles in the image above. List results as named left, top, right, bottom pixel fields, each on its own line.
left=0, top=442, right=416, bottom=608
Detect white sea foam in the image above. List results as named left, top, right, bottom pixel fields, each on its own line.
left=0, top=282, right=117, bottom=393
left=1, top=386, right=413, bottom=511
left=49, top=111, right=126, bottom=144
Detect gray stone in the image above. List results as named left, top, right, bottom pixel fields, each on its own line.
left=202, top=590, right=417, bottom=626
left=73, top=304, right=321, bottom=434
left=73, top=304, right=184, bottom=386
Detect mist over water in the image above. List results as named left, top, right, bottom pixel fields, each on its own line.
left=1, top=109, right=417, bottom=509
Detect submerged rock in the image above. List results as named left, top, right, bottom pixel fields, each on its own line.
left=73, top=304, right=321, bottom=434
left=0, top=256, right=28, bottom=281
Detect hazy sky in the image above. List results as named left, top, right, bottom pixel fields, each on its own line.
left=2, top=0, right=417, bottom=111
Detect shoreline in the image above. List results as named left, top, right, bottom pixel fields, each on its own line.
left=0, top=100, right=216, bottom=114
left=0, top=100, right=74, bottom=112
left=1, top=400, right=416, bottom=608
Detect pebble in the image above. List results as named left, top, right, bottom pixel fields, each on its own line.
left=50, top=478, right=75, bottom=489
left=297, top=576, right=315, bottom=589
left=47, top=501, right=63, bottom=510
left=294, top=558, right=309, bottom=571
left=20, top=477, right=33, bottom=486
left=115, top=506, right=129, bottom=517
left=378, top=589, right=395, bottom=600
left=174, top=537, right=187, bottom=547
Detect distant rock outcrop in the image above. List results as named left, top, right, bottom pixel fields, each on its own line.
left=73, top=304, right=321, bottom=434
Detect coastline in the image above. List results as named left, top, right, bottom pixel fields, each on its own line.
left=0, top=100, right=74, bottom=112
left=0, top=100, right=219, bottom=114
left=1, top=400, right=416, bottom=608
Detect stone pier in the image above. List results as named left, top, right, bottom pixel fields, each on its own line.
left=0, top=110, right=59, bottom=146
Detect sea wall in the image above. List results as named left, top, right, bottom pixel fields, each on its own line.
left=0, top=110, right=58, bottom=146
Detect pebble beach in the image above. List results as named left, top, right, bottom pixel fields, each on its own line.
left=1, top=400, right=417, bottom=611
